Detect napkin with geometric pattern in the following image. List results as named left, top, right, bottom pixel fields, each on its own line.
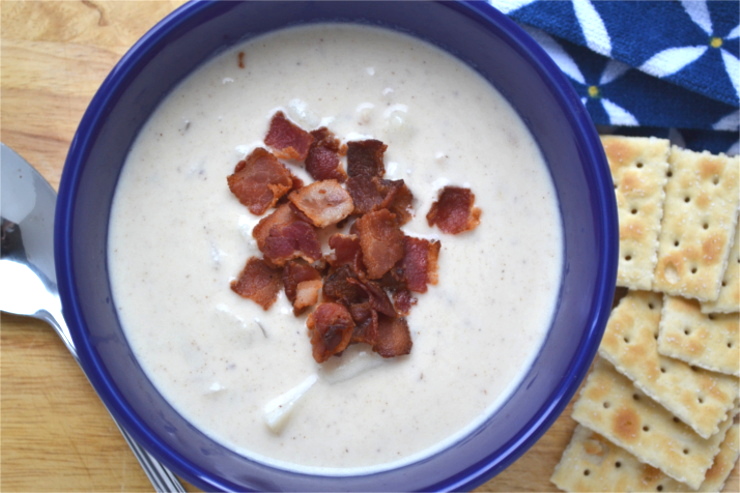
left=489, top=0, right=739, bottom=155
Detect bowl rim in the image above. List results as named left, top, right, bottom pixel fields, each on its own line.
left=56, top=1, right=618, bottom=491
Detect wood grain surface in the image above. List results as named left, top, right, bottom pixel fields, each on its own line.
left=1, top=2, right=737, bottom=492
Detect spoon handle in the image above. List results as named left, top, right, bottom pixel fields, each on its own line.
left=118, top=426, right=187, bottom=493
left=43, top=308, right=187, bottom=493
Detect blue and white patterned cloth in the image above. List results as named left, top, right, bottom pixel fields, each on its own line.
left=489, top=0, right=739, bottom=155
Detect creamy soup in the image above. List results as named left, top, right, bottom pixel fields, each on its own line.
left=108, top=23, right=562, bottom=473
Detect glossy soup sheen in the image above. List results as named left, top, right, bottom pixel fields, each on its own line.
left=108, top=23, right=563, bottom=474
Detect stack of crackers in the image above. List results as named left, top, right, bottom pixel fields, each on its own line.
left=551, top=136, right=740, bottom=492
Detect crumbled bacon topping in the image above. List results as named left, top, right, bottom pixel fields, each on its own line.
left=400, top=236, right=441, bottom=293
left=391, top=289, right=416, bottom=317
left=282, top=260, right=322, bottom=315
left=426, top=185, right=481, bottom=234
left=227, top=147, right=293, bottom=215
left=228, top=111, right=482, bottom=363
left=322, top=264, right=366, bottom=307
left=305, top=128, right=347, bottom=182
left=288, top=180, right=354, bottom=228
left=326, top=233, right=363, bottom=272
left=346, top=176, right=413, bottom=224
left=348, top=302, right=379, bottom=346
left=307, top=302, right=355, bottom=363
left=374, top=315, right=412, bottom=358
left=264, top=111, right=314, bottom=161
left=346, top=139, right=387, bottom=178
left=262, top=219, right=322, bottom=266
left=230, top=257, right=283, bottom=310
left=252, top=204, right=322, bottom=266
left=355, top=209, right=405, bottom=280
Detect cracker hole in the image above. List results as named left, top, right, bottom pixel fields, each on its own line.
left=667, top=170, right=673, bottom=178
left=660, top=366, right=666, bottom=373
left=684, top=328, right=691, bottom=335
left=642, top=425, right=650, bottom=432
left=728, top=341, right=733, bottom=348
left=722, top=281, right=727, bottom=287
left=673, top=240, right=680, bottom=247
left=691, top=267, right=697, bottom=274
left=684, top=196, right=691, bottom=203
left=615, top=461, right=621, bottom=468
left=603, top=401, right=611, bottom=409
left=636, top=162, right=644, bottom=168
left=702, top=222, right=709, bottom=230
left=698, top=397, right=704, bottom=404
left=632, top=393, right=640, bottom=401
left=623, top=336, right=631, bottom=343
left=683, top=448, right=690, bottom=455
left=648, top=303, right=655, bottom=309
left=631, top=208, right=638, bottom=215
left=673, top=417, right=680, bottom=423
left=712, top=176, right=720, bottom=185
left=583, top=469, right=590, bottom=476
left=708, top=314, right=716, bottom=320
left=624, top=255, right=632, bottom=261
left=657, top=485, right=664, bottom=492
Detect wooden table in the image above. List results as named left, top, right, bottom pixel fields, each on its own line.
left=1, top=2, right=737, bottom=492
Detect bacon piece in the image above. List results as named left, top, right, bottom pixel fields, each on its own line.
left=378, top=264, right=407, bottom=292
left=289, top=174, right=304, bottom=192
left=355, top=209, right=404, bottom=279
left=346, top=139, right=387, bottom=178
left=294, top=280, right=323, bottom=315
left=288, top=180, right=354, bottom=228
left=230, top=257, right=282, bottom=310
left=305, top=128, right=347, bottom=182
left=348, top=302, right=378, bottom=345
left=276, top=170, right=305, bottom=206
left=322, top=265, right=366, bottom=306
left=307, top=302, right=355, bottom=363
left=326, top=234, right=363, bottom=272
left=373, top=315, right=412, bottom=358
left=263, top=220, right=322, bottom=266
left=312, top=257, right=330, bottom=277
left=392, top=289, right=416, bottom=316
left=252, top=204, right=321, bottom=265
left=323, top=258, right=395, bottom=317
left=282, top=260, right=322, bottom=314
left=253, top=203, right=295, bottom=251
left=426, top=186, right=481, bottom=234
left=264, top=111, right=314, bottom=161
left=347, top=277, right=396, bottom=318
left=227, top=147, right=293, bottom=215
left=400, top=236, right=441, bottom=293
left=346, top=176, right=414, bottom=224
left=382, top=179, right=414, bottom=225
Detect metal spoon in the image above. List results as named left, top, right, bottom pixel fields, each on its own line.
left=0, top=143, right=186, bottom=493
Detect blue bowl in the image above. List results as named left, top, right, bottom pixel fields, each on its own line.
left=56, top=1, right=617, bottom=491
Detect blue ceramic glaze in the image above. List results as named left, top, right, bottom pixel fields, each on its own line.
left=56, top=1, right=618, bottom=491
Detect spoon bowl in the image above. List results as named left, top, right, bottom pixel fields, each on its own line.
left=0, top=143, right=185, bottom=493
left=0, top=144, right=66, bottom=336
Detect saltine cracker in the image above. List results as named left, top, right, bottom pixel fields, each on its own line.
left=551, top=422, right=740, bottom=492
left=658, top=294, right=740, bottom=377
left=599, top=290, right=739, bottom=438
left=653, top=148, right=740, bottom=302
left=702, top=221, right=740, bottom=314
left=571, top=357, right=736, bottom=489
left=601, top=136, right=670, bottom=290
